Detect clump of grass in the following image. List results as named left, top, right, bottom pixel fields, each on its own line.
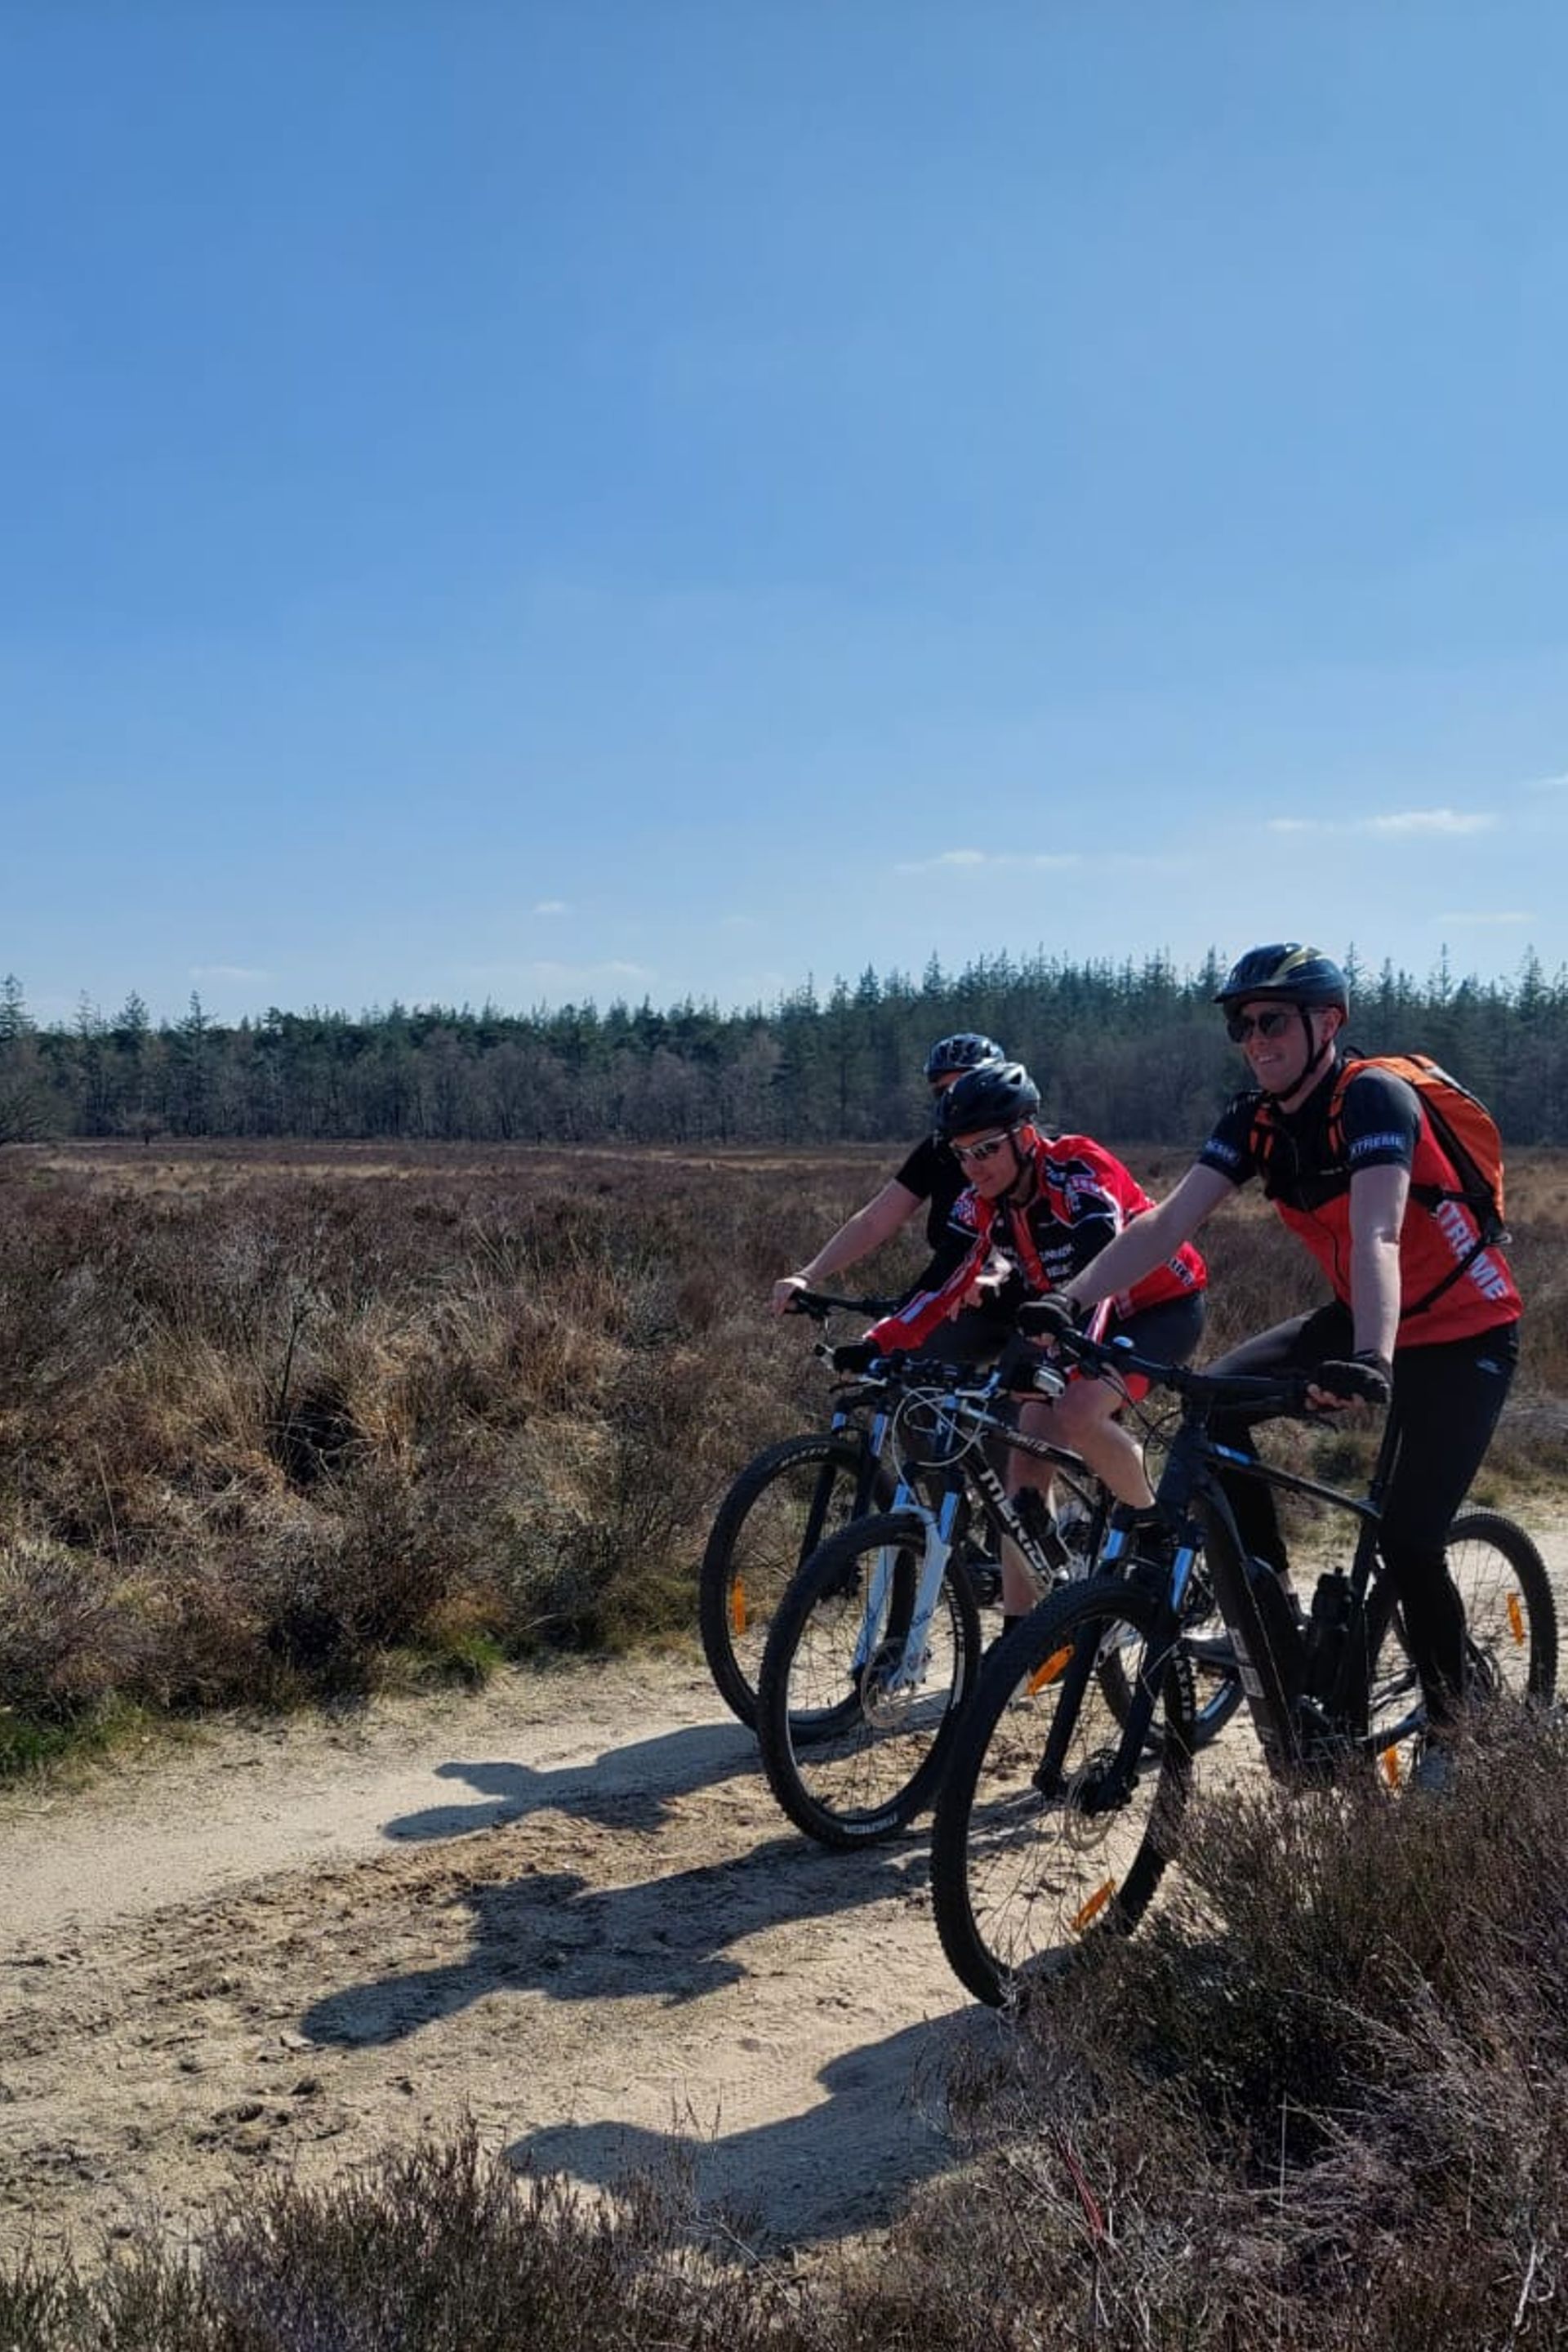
left=0, top=2128, right=795, bottom=2352
left=931, top=1708, right=1568, bottom=2349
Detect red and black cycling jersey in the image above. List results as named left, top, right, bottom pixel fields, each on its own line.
left=867, top=1130, right=1207, bottom=1354
left=1196, top=1058, right=1520, bottom=1346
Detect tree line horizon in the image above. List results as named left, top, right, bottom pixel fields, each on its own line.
left=2, top=944, right=1565, bottom=1149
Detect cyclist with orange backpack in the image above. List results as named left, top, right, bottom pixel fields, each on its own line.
left=1037, top=944, right=1521, bottom=1779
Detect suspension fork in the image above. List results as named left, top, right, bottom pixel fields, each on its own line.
left=1031, top=1530, right=1192, bottom=1804
left=853, top=1484, right=962, bottom=1685
left=796, top=1405, right=887, bottom=1566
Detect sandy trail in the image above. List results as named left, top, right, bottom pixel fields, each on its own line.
left=0, top=1657, right=996, bottom=2261
left=5, top=1512, right=1565, bottom=2264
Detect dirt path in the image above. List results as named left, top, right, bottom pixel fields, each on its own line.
left=5, top=1512, right=1565, bottom=2265
left=0, top=1657, right=998, bottom=2262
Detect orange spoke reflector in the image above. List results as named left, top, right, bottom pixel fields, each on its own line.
left=1027, top=1647, right=1073, bottom=1694
left=1072, top=1882, right=1115, bottom=1933
left=729, top=1588, right=748, bottom=1638
left=1508, top=1593, right=1525, bottom=1646
left=1379, top=1748, right=1402, bottom=1788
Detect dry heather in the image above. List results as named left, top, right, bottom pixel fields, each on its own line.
left=0, top=1140, right=1562, bottom=1759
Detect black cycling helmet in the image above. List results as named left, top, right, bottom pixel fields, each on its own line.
left=936, top=1059, right=1040, bottom=1138
left=1214, top=943, right=1349, bottom=1014
left=924, top=1031, right=1005, bottom=1081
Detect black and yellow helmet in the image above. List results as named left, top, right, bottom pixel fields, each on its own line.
left=1214, top=944, right=1349, bottom=1013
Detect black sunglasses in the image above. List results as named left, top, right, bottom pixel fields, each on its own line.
left=1225, top=1007, right=1296, bottom=1044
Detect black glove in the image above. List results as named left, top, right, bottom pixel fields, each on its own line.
left=1315, top=1352, right=1392, bottom=1406
left=831, top=1340, right=880, bottom=1377
left=995, top=1334, right=1067, bottom=1398
left=1015, top=1291, right=1080, bottom=1339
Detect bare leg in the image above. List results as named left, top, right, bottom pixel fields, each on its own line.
left=1000, top=1382, right=1152, bottom=1615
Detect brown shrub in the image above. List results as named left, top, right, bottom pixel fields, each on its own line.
left=0, top=1142, right=1561, bottom=1740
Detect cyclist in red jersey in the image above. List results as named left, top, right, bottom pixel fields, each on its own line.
left=853, top=1061, right=1207, bottom=1628
left=771, top=1032, right=1013, bottom=1364
left=1042, top=944, right=1521, bottom=1775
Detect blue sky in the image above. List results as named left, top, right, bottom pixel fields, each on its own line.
left=3, top=2, right=1565, bottom=1027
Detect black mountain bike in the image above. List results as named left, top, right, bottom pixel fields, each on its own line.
left=931, top=1322, right=1557, bottom=2007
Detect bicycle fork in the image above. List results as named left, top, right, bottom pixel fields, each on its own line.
left=853, top=1486, right=962, bottom=1695
left=1031, top=1526, right=1197, bottom=1807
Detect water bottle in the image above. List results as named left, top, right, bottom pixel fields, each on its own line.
left=1302, top=1571, right=1351, bottom=1705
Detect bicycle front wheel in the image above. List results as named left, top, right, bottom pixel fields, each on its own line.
left=755, top=1511, right=982, bottom=1848
left=698, top=1432, right=886, bottom=1731
left=1362, top=1509, right=1557, bottom=1775
left=931, top=1583, right=1195, bottom=2007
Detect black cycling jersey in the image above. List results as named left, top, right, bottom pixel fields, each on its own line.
left=1198, top=1059, right=1420, bottom=1209
left=893, top=1134, right=968, bottom=1258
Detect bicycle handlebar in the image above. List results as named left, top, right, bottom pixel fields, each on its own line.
left=810, top=1342, right=1065, bottom=1405
left=784, top=1288, right=904, bottom=1324
left=1041, top=1321, right=1317, bottom=1420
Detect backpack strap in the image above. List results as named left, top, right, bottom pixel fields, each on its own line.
left=1330, top=1056, right=1494, bottom=1318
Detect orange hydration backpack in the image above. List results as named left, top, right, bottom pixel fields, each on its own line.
left=1254, top=1053, right=1509, bottom=1316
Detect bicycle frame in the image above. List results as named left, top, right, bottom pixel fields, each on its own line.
left=1045, top=1338, right=1408, bottom=1790
left=846, top=1370, right=1107, bottom=1699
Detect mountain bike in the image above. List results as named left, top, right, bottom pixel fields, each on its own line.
left=698, top=1290, right=921, bottom=1732
left=930, top=1321, right=1557, bottom=2007
left=754, top=1347, right=1151, bottom=1849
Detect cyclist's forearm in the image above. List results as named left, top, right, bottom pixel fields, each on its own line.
left=795, top=1213, right=879, bottom=1285
left=792, top=1182, right=916, bottom=1284
left=1350, top=1231, right=1401, bottom=1361
left=1061, top=1165, right=1224, bottom=1314
left=1347, top=1163, right=1407, bottom=1361
left=1060, top=1219, right=1172, bottom=1313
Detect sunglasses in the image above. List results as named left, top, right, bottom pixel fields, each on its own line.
left=1225, top=1007, right=1296, bottom=1044
left=951, top=1130, right=1015, bottom=1165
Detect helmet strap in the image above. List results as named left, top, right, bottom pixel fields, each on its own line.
left=1272, top=1006, right=1338, bottom=1106
left=1000, top=1127, right=1038, bottom=1204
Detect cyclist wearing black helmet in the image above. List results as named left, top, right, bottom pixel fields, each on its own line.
left=1045, top=942, right=1521, bottom=1774
left=858, top=1059, right=1208, bottom=1627
left=770, top=1034, right=1010, bottom=1357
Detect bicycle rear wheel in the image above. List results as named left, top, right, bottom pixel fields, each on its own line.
left=930, top=1583, right=1195, bottom=2007
left=1361, top=1509, right=1557, bottom=1780
left=698, top=1432, right=888, bottom=1731
left=755, top=1511, right=981, bottom=1848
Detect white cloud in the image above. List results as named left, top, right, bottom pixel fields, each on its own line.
left=1267, top=808, right=1497, bottom=840
left=1366, top=809, right=1496, bottom=838
left=719, top=914, right=759, bottom=930
left=532, top=899, right=571, bottom=915
left=1521, top=771, right=1568, bottom=795
left=1434, top=911, right=1533, bottom=928
left=893, top=848, right=1083, bottom=876
left=190, top=964, right=271, bottom=983
left=458, top=958, right=655, bottom=994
